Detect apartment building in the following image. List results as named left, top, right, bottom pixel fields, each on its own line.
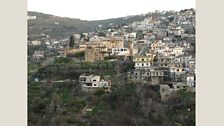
left=133, top=55, right=154, bottom=69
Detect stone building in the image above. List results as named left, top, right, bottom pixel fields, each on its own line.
left=160, top=82, right=187, bottom=101
left=65, top=48, right=82, bottom=56
left=87, top=37, right=124, bottom=49
left=85, top=47, right=104, bottom=62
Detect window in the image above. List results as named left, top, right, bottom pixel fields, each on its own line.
left=93, top=79, right=96, bottom=81
left=146, top=63, right=148, bottom=65
left=177, top=86, right=180, bottom=88
left=94, top=84, right=97, bottom=86
left=142, top=59, right=144, bottom=61
left=86, top=83, right=92, bottom=86
left=121, top=49, right=123, bottom=51
left=177, top=69, right=179, bottom=72
left=80, top=78, right=86, bottom=82
left=135, top=73, right=138, bottom=75
left=124, top=49, right=127, bottom=51
left=142, top=64, right=144, bottom=66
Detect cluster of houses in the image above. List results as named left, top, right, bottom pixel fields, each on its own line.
left=65, top=36, right=139, bottom=62
left=79, top=74, right=111, bottom=92
left=28, top=9, right=196, bottom=100
left=130, top=39, right=195, bottom=100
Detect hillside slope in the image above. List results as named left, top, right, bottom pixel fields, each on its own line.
left=28, top=11, right=147, bottom=39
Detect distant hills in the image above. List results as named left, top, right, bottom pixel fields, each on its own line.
left=28, top=11, right=149, bottom=39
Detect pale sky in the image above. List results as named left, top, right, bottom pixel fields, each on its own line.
left=28, top=0, right=195, bottom=20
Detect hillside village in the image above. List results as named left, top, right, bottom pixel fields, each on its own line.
left=28, top=9, right=196, bottom=126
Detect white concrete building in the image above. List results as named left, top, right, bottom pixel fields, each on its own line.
left=79, top=75, right=111, bottom=92
left=111, top=48, right=129, bottom=56
left=171, top=47, right=184, bottom=56
left=27, top=16, right=37, bottom=20
left=187, top=76, right=195, bottom=87
left=31, top=40, right=42, bottom=46
left=133, top=55, right=153, bottom=69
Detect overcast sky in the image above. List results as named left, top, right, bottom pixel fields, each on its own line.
left=28, top=0, right=195, bottom=20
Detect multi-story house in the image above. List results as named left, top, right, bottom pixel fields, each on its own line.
left=79, top=74, right=111, bottom=92
left=30, top=40, right=42, bottom=46
left=158, top=56, right=174, bottom=68
left=171, top=47, right=184, bottom=56
left=133, top=55, right=154, bottom=69
left=150, top=40, right=166, bottom=52
left=111, top=48, right=129, bottom=56
left=186, top=74, right=196, bottom=87
left=85, top=47, right=104, bottom=62
left=160, top=82, right=187, bottom=101
left=32, top=50, right=44, bottom=62
left=133, top=67, right=169, bottom=85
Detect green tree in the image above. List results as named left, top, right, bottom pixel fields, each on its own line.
left=80, top=33, right=83, bottom=40
left=153, top=56, right=158, bottom=63
left=69, top=35, right=74, bottom=48
left=98, top=32, right=106, bottom=37
left=74, top=51, right=85, bottom=59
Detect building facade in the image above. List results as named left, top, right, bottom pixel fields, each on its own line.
left=79, top=74, right=111, bottom=92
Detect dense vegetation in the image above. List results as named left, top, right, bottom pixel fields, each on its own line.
left=28, top=81, right=195, bottom=126
left=28, top=59, right=195, bottom=126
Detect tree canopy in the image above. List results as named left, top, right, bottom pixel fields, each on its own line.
left=69, top=35, right=74, bottom=48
